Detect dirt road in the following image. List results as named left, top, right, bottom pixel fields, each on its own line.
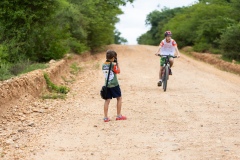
left=1, top=45, right=240, bottom=160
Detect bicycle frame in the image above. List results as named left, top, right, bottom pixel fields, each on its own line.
left=158, top=54, right=177, bottom=91
left=162, top=56, right=170, bottom=77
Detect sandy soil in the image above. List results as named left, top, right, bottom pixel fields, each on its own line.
left=0, top=45, right=240, bottom=160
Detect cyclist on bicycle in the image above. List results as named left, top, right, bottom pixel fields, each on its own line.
left=155, top=31, right=181, bottom=86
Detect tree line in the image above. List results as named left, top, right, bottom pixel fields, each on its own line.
left=0, top=0, right=132, bottom=80
left=0, top=0, right=132, bottom=63
left=137, top=0, right=240, bottom=61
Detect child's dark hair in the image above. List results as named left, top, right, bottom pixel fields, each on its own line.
left=106, top=50, right=117, bottom=60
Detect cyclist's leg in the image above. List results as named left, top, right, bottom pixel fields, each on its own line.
left=169, top=57, right=174, bottom=68
left=159, top=57, right=165, bottom=79
left=169, top=57, right=174, bottom=75
left=158, top=66, right=163, bottom=86
left=159, top=66, right=163, bottom=79
left=158, top=58, right=165, bottom=86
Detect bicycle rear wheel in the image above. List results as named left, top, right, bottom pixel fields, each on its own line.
left=163, top=66, right=169, bottom=92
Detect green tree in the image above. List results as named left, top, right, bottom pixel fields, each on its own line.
left=163, top=2, right=233, bottom=51
left=137, top=31, right=155, bottom=45
left=198, top=0, right=231, bottom=4
left=219, top=23, right=240, bottom=61
left=63, top=0, right=134, bottom=51
left=0, top=0, right=135, bottom=63
left=0, top=0, right=64, bottom=62
left=231, top=0, right=240, bottom=21
left=114, top=30, right=127, bottom=44
left=139, top=0, right=240, bottom=58
left=54, top=1, right=89, bottom=54
left=137, top=7, right=183, bottom=45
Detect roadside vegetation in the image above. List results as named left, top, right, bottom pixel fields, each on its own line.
left=1, top=0, right=239, bottom=81
left=137, top=0, right=240, bottom=62
left=0, top=0, right=133, bottom=81
left=42, top=73, right=70, bottom=99
left=0, top=59, right=48, bottom=81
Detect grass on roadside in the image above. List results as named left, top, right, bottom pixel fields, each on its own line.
left=17, top=63, right=48, bottom=74
left=61, top=76, right=75, bottom=83
left=44, top=73, right=70, bottom=94
left=0, top=60, right=48, bottom=81
left=221, top=56, right=240, bottom=64
left=70, top=62, right=81, bottom=75
left=43, top=73, right=70, bottom=100
left=0, top=62, right=12, bottom=81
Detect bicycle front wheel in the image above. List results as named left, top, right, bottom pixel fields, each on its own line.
left=163, top=66, right=169, bottom=92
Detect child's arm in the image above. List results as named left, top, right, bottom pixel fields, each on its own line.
left=155, top=46, right=161, bottom=55
left=174, top=46, right=181, bottom=57
left=113, top=63, right=120, bottom=74
left=155, top=41, right=163, bottom=55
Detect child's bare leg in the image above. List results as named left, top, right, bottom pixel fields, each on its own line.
left=116, top=96, right=122, bottom=116
left=159, top=66, right=163, bottom=79
left=104, top=99, right=111, bottom=118
left=169, top=58, right=174, bottom=67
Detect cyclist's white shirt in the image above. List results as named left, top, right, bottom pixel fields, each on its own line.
left=159, top=39, right=177, bottom=56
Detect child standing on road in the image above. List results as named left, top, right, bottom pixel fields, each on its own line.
left=155, top=31, right=181, bottom=86
left=102, top=50, right=127, bottom=122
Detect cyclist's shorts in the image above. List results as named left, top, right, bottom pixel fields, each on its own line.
left=106, top=85, right=121, bottom=99
left=160, top=56, right=174, bottom=66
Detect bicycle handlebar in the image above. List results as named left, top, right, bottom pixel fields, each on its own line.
left=157, top=54, right=178, bottom=58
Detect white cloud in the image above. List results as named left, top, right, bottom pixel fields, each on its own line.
left=116, top=0, right=197, bottom=44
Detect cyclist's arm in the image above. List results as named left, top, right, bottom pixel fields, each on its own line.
left=155, top=42, right=163, bottom=55
left=155, top=46, right=161, bottom=55
left=174, top=46, right=181, bottom=57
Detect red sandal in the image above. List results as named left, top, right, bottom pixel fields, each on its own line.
left=116, top=115, right=127, bottom=120
left=104, top=117, right=110, bottom=122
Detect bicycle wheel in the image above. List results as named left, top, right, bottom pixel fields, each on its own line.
left=163, top=66, right=169, bottom=91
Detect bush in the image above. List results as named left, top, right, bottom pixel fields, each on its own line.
left=0, top=44, right=12, bottom=80
left=10, top=61, right=29, bottom=76
left=0, top=62, right=12, bottom=81
left=209, top=48, right=222, bottom=54
left=0, top=58, right=48, bottom=81
left=219, top=23, right=240, bottom=61
left=9, top=60, right=48, bottom=76
left=68, top=38, right=89, bottom=54
left=0, top=44, right=8, bottom=61
left=193, top=42, right=211, bottom=52
left=18, top=62, right=48, bottom=75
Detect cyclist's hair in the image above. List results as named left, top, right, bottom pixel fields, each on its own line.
left=106, top=50, right=117, bottom=60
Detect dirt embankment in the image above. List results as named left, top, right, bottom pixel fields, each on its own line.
left=182, top=47, right=240, bottom=75
left=0, top=54, right=86, bottom=115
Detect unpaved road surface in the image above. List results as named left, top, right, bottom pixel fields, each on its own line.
left=1, top=45, right=240, bottom=160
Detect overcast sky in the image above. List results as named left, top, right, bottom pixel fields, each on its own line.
left=115, top=0, right=198, bottom=44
